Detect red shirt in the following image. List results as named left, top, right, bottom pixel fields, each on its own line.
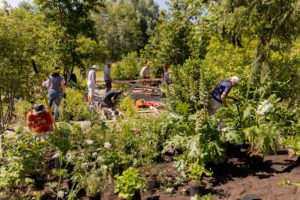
left=26, top=110, right=53, bottom=133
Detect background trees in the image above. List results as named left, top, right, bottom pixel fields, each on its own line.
left=94, top=0, right=159, bottom=61
left=33, top=0, right=105, bottom=80
left=0, top=9, right=57, bottom=132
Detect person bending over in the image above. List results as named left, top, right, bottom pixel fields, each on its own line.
left=208, top=76, right=239, bottom=115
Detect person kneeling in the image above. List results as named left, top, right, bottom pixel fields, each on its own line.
left=27, top=104, right=53, bottom=135
left=103, top=90, right=122, bottom=111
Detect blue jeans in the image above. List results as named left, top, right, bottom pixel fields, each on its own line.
left=48, top=89, right=62, bottom=120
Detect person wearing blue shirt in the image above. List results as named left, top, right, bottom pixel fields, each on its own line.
left=208, top=76, right=239, bottom=115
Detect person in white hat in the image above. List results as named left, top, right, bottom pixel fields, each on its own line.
left=208, top=76, right=239, bottom=115
left=87, top=65, right=98, bottom=105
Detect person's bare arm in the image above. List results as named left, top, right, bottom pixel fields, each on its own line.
left=221, top=92, right=228, bottom=107
left=61, top=79, right=65, bottom=90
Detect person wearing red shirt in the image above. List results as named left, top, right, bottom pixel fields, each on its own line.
left=26, top=104, right=53, bottom=134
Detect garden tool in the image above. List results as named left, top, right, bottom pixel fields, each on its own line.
left=234, top=98, right=242, bottom=128
left=31, top=60, right=57, bottom=129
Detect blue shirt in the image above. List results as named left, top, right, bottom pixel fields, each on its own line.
left=211, top=80, right=232, bottom=103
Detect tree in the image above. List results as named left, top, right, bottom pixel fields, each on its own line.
left=219, top=0, right=300, bottom=85
left=94, top=0, right=159, bottom=60
left=0, top=9, right=57, bottom=132
left=34, top=0, right=104, bottom=80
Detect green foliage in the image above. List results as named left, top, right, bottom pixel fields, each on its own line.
left=244, top=124, right=280, bottom=155
left=94, top=0, right=159, bottom=60
left=187, top=162, right=212, bottom=180
left=284, top=135, right=300, bottom=157
left=114, top=167, right=145, bottom=200
left=111, top=52, right=140, bottom=80
left=118, top=96, right=137, bottom=118
left=48, top=123, right=74, bottom=153
left=34, top=0, right=104, bottom=78
left=169, top=59, right=213, bottom=111
left=14, top=99, right=32, bottom=120
left=0, top=132, right=48, bottom=189
left=58, top=88, right=91, bottom=121
left=219, top=0, right=300, bottom=85
left=0, top=9, right=57, bottom=132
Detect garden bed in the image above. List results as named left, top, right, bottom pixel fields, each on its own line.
left=101, top=148, right=300, bottom=200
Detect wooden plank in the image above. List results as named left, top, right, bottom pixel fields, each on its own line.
left=113, top=80, right=161, bottom=91
left=96, top=78, right=162, bottom=83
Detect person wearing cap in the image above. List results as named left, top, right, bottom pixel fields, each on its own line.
left=47, top=66, right=65, bottom=120
left=104, top=61, right=112, bottom=93
left=26, top=104, right=53, bottom=134
left=87, top=65, right=98, bottom=105
left=208, top=76, right=239, bottom=115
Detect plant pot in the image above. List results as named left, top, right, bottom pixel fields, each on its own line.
left=147, top=179, right=158, bottom=191
left=132, top=189, right=141, bottom=200
left=87, top=192, right=101, bottom=200
left=146, top=196, right=160, bottom=200
left=146, top=175, right=159, bottom=191
left=188, top=181, right=202, bottom=197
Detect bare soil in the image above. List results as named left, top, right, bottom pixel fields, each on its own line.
left=101, top=147, right=300, bottom=200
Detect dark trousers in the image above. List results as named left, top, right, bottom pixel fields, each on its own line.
left=105, top=80, right=112, bottom=92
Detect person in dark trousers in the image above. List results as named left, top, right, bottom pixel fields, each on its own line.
left=208, top=76, right=239, bottom=115
left=104, top=61, right=112, bottom=92
left=103, top=90, right=122, bottom=110
left=47, top=66, right=65, bottom=120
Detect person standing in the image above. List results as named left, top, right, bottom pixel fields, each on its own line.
left=87, top=65, right=98, bottom=105
left=162, top=65, right=172, bottom=86
left=140, top=59, right=151, bottom=79
left=208, top=76, right=239, bottom=115
left=139, top=59, right=152, bottom=90
left=47, top=66, right=65, bottom=121
left=104, top=61, right=112, bottom=92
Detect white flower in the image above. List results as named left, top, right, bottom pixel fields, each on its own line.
left=57, top=190, right=64, bottom=198
left=66, top=151, right=72, bottom=161
left=52, top=153, right=60, bottom=159
left=92, top=152, right=98, bottom=158
left=104, top=142, right=112, bottom=149
left=86, top=139, right=94, bottom=145
left=102, top=165, right=108, bottom=170
left=257, top=100, right=273, bottom=115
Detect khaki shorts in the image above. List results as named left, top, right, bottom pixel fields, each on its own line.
left=88, top=82, right=95, bottom=97
left=208, top=98, right=222, bottom=115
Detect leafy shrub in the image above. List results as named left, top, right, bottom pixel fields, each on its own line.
left=47, top=123, right=74, bottom=153
left=14, top=99, right=32, bottom=120
left=244, top=124, right=281, bottom=155
left=114, top=167, right=145, bottom=200
left=168, top=59, right=214, bottom=112
left=58, top=88, right=91, bottom=121
left=111, top=52, right=140, bottom=80
left=0, top=131, right=49, bottom=189
left=118, top=96, right=137, bottom=118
